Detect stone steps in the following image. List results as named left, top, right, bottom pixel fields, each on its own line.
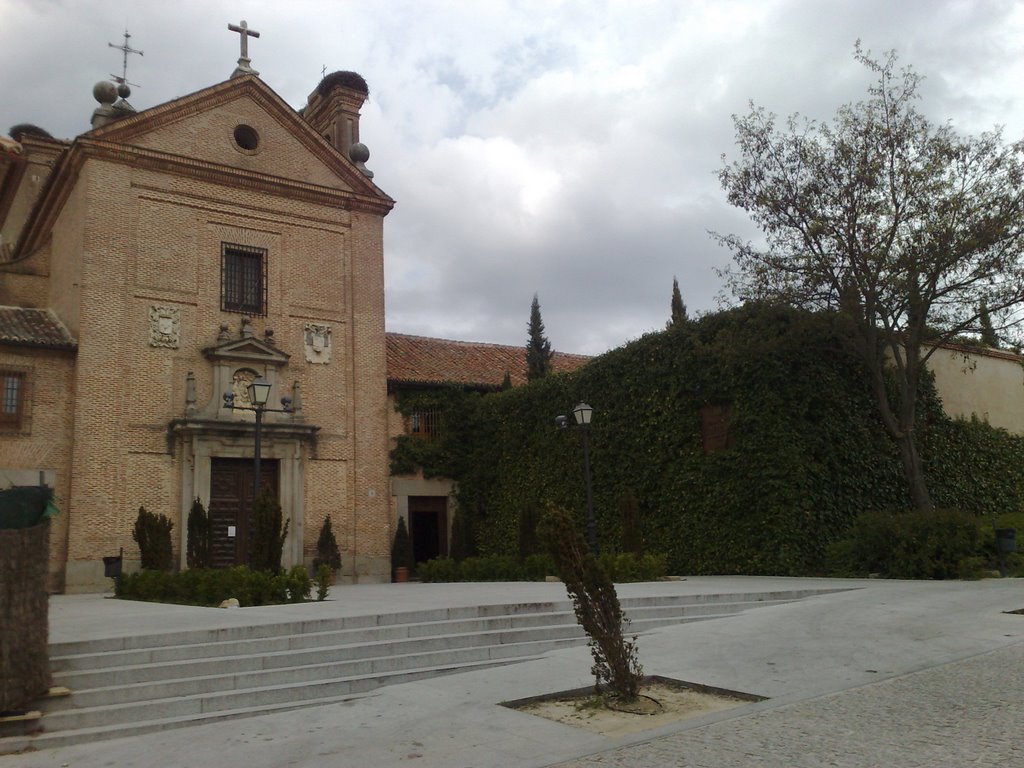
left=0, top=587, right=845, bottom=753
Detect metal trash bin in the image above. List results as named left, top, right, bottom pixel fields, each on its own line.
left=103, top=548, right=123, bottom=579
left=0, top=486, right=57, bottom=712
left=995, top=528, right=1017, bottom=554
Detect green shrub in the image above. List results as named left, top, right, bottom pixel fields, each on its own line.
left=1002, top=553, right=1024, bottom=577
left=449, top=509, right=475, bottom=561
left=417, top=557, right=460, bottom=583
left=957, top=556, right=988, bottom=580
left=132, top=506, right=174, bottom=571
left=416, top=553, right=556, bottom=582
left=250, top=490, right=289, bottom=573
left=619, top=491, right=643, bottom=556
left=312, top=516, right=342, bottom=573
left=823, top=538, right=858, bottom=577
left=315, top=564, right=332, bottom=600
left=539, top=503, right=642, bottom=701
left=598, top=552, right=668, bottom=582
left=459, top=555, right=521, bottom=581
left=975, top=514, right=1024, bottom=575
left=415, top=550, right=666, bottom=583
left=391, top=517, right=414, bottom=577
left=285, top=565, right=312, bottom=603
left=523, top=553, right=556, bottom=580
left=116, top=565, right=313, bottom=606
left=518, top=503, right=539, bottom=560
left=827, top=508, right=983, bottom=579
left=186, top=498, right=211, bottom=569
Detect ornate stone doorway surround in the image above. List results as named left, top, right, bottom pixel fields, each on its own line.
left=170, top=325, right=319, bottom=571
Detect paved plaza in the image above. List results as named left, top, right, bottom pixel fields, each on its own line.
left=554, top=644, right=1024, bottom=767
left=2, top=576, right=1023, bottom=767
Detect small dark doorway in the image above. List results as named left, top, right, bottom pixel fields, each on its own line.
left=209, top=457, right=280, bottom=568
left=409, top=496, right=447, bottom=565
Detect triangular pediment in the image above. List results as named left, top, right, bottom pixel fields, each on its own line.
left=85, top=75, right=387, bottom=200
left=203, top=335, right=290, bottom=365
left=13, top=75, right=393, bottom=260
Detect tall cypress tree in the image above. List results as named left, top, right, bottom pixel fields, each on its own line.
left=526, top=294, right=553, bottom=381
left=979, top=301, right=999, bottom=348
left=668, top=276, right=688, bottom=328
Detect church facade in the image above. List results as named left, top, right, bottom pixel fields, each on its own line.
left=0, top=60, right=396, bottom=591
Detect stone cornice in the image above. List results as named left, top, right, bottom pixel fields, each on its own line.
left=77, top=138, right=394, bottom=214
left=167, top=417, right=321, bottom=456
left=169, top=417, right=321, bottom=440
left=14, top=137, right=393, bottom=256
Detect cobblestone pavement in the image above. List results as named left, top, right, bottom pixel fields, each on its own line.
left=549, top=643, right=1024, bottom=768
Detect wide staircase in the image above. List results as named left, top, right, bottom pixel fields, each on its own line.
left=0, top=586, right=846, bottom=753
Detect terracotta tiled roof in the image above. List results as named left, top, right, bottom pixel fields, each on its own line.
left=386, top=332, right=590, bottom=389
left=0, top=307, right=76, bottom=350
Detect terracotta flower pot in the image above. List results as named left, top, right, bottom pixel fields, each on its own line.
left=394, top=566, right=409, bottom=583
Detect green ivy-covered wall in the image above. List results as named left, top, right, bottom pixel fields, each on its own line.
left=390, top=304, right=1024, bottom=576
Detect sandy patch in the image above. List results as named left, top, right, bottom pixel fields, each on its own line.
left=511, top=679, right=760, bottom=737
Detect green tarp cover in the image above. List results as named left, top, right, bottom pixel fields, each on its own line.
left=0, top=486, right=58, bottom=530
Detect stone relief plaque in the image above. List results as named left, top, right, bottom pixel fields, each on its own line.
left=149, top=305, right=180, bottom=348
left=304, top=323, right=332, bottom=364
left=232, top=368, right=258, bottom=408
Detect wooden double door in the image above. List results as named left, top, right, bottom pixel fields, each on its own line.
left=209, top=457, right=280, bottom=568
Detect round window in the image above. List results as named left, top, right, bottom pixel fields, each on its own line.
left=233, top=124, right=260, bottom=152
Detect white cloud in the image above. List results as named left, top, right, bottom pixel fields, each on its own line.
left=2, top=0, right=1024, bottom=354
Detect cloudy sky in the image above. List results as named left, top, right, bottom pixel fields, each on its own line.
left=3, top=1, right=1024, bottom=354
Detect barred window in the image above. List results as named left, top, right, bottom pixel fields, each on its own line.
left=221, top=243, right=267, bottom=316
left=0, top=370, right=26, bottom=430
left=409, top=410, right=442, bottom=439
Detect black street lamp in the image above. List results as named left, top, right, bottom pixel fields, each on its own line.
left=557, top=402, right=598, bottom=555
left=224, top=377, right=292, bottom=515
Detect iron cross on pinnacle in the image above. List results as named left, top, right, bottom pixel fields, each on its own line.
left=108, top=29, right=143, bottom=89
left=228, top=20, right=261, bottom=78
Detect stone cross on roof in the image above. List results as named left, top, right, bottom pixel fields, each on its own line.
left=228, top=20, right=260, bottom=78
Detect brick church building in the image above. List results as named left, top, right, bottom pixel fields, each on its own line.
left=0, top=39, right=401, bottom=590
left=0, top=28, right=591, bottom=593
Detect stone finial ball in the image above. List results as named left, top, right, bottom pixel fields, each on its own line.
left=349, top=142, right=370, bottom=163
left=117, top=83, right=131, bottom=99
left=93, top=81, right=118, bottom=105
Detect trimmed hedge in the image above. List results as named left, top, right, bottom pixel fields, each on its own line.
left=416, top=552, right=667, bottom=583
left=825, top=508, right=982, bottom=579
left=825, top=508, right=1024, bottom=579
left=115, top=565, right=312, bottom=607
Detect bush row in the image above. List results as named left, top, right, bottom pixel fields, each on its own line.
left=115, top=565, right=318, bottom=607
left=416, top=552, right=667, bottom=583
left=825, top=509, right=1024, bottom=579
